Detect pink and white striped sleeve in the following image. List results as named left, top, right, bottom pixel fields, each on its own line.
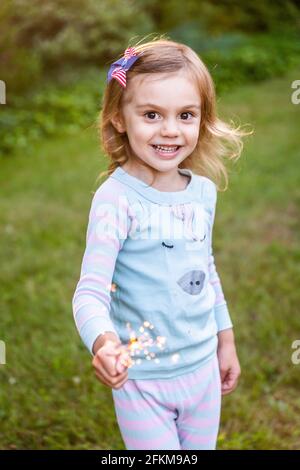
left=203, top=178, right=233, bottom=332
left=72, top=180, right=130, bottom=355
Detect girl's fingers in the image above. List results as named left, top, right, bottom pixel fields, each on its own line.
left=94, top=353, right=117, bottom=377
left=93, top=357, right=127, bottom=383
left=219, top=368, right=227, bottom=382
left=115, top=360, right=126, bottom=375
left=95, top=369, right=128, bottom=390
left=222, top=383, right=237, bottom=395
left=92, top=342, right=130, bottom=386
left=112, top=374, right=129, bottom=390
left=115, top=351, right=132, bottom=373
left=221, top=371, right=239, bottom=395
left=93, top=360, right=113, bottom=383
left=105, top=345, right=131, bottom=372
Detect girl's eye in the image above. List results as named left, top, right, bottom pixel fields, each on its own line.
left=143, top=111, right=194, bottom=120
left=144, top=112, right=158, bottom=120
left=181, top=112, right=194, bottom=120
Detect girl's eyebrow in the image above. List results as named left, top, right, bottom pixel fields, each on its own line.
left=135, top=103, right=201, bottom=110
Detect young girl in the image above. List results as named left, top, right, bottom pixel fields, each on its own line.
left=72, top=38, right=244, bottom=450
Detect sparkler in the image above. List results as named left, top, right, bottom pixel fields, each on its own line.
left=116, top=320, right=167, bottom=372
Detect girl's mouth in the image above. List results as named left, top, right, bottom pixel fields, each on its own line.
left=151, top=145, right=181, bottom=158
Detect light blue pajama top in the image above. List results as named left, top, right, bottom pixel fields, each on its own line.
left=72, top=166, right=233, bottom=379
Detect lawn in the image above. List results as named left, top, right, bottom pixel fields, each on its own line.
left=0, top=68, right=300, bottom=449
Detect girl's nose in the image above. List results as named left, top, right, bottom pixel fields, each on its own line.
left=160, top=118, right=180, bottom=137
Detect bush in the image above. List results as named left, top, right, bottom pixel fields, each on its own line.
left=0, top=67, right=104, bottom=157
left=204, top=32, right=300, bottom=94
left=0, top=0, right=154, bottom=94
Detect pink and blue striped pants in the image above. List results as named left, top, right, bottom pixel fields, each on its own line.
left=111, top=354, right=222, bottom=450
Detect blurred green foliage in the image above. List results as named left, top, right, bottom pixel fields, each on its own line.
left=0, top=68, right=105, bottom=156
left=0, top=0, right=154, bottom=93
left=1, top=0, right=299, bottom=93
left=148, top=0, right=300, bottom=35
left=0, top=0, right=300, bottom=157
left=205, top=31, right=300, bottom=94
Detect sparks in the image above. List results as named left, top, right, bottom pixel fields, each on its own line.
left=118, top=320, right=167, bottom=369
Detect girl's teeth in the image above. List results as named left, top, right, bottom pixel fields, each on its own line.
left=155, top=146, right=178, bottom=152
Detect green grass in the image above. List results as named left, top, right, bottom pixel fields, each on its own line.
left=0, top=68, right=300, bottom=449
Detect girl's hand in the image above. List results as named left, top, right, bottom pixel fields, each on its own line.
left=115, top=346, right=133, bottom=374
left=217, top=330, right=241, bottom=396
left=92, top=339, right=130, bottom=390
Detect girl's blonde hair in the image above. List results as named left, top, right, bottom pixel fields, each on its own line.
left=96, top=35, right=251, bottom=191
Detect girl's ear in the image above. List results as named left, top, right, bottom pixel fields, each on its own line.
left=111, top=112, right=126, bottom=134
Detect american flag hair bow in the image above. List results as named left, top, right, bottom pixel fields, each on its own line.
left=107, top=47, right=139, bottom=88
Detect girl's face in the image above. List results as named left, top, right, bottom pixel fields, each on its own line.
left=111, top=70, right=201, bottom=174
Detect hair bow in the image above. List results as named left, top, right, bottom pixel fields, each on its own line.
left=107, top=47, right=139, bottom=88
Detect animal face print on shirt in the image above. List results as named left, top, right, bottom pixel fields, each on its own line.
left=177, top=270, right=206, bottom=295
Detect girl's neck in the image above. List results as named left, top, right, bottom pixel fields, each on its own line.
left=120, top=162, right=190, bottom=192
